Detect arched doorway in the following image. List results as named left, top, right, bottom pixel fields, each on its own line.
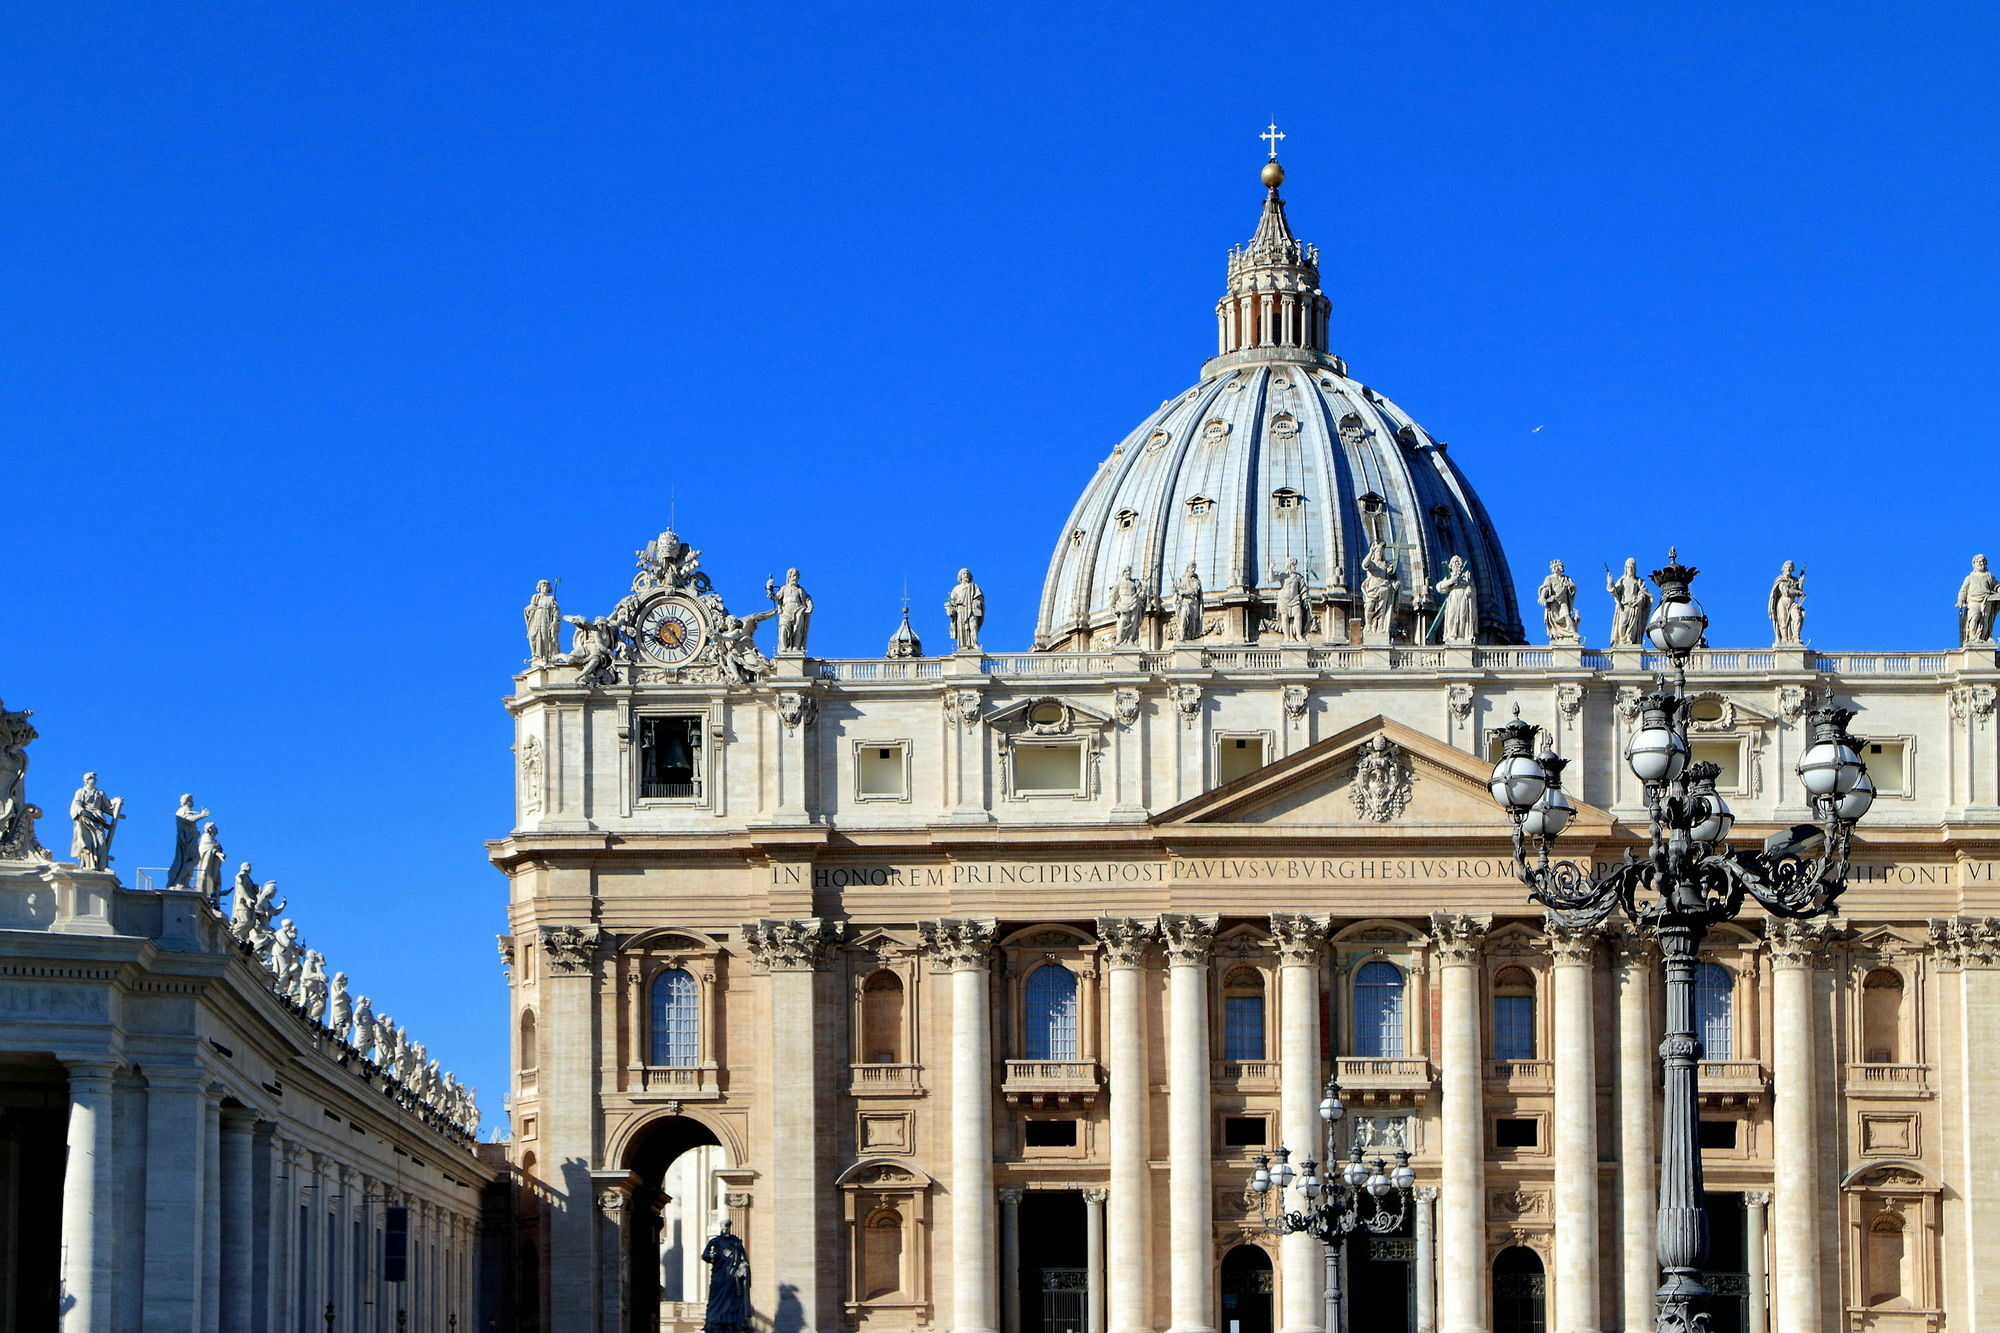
left=624, top=1114, right=728, bottom=1333
left=1492, top=1245, right=1547, bottom=1333
left=1219, top=1244, right=1273, bottom=1333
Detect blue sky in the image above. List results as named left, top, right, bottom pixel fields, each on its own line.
left=4, top=4, right=1997, bottom=1131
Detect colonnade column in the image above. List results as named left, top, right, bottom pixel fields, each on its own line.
left=747, top=918, right=843, bottom=1333
left=1271, top=914, right=1327, bottom=1333
left=59, top=1059, right=117, bottom=1333
left=593, top=1181, right=628, bottom=1333
left=922, top=918, right=999, bottom=1333
left=1744, top=1190, right=1770, bottom=1333
left=1098, top=917, right=1154, bottom=1333
left=1613, top=929, right=1657, bottom=1332
left=218, top=1107, right=257, bottom=1332
left=1768, top=920, right=1830, bottom=1333
left=1083, top=1188, right=1108, bottom=1333
left=144, top=1066, right=212, bottom=1329
left=1413, top=1186, right=1438, bottom=1333
left=999, top=1189, right=1024, bottom=1333
left=203, top=1088, right=224, bottom=1332
left=1546, top=919, right=1601, bottom=1333
left=1429, top=912, right=1489, bottom=1333
left=1161, top=914, right=1218, bottom=1333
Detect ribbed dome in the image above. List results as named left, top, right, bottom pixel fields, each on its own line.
left=1034, top=163, right=1523, bottom=651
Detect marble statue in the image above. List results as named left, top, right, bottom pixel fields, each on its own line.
left=352, top=995, right=377, bottom=1055
left=194, top=823, right=225, bottom=903
left=766, top=569, right=814, bottom=654
left=524, top=580, right=562, bottom=663
left=1768, top=560, right=1807, bottom=647
left=635, top=529, right=703, bottom=591
left=1959, top=555, right=1999, bottom=645
left=226, top=861, right=255, bottom=913
left=165, top=794, right=211, bottom=889
left=563, top=615, right=621, bottom=688
left=1433, top=555, right=1478, bottom=646
left=1272, top=557, right=1312, bottom=640
left=243, top=880, right=285, bottom=952
left=329, top=972, right=351, bottom=1034
left=1605, top=558, right=1653, bottom=648
left=269, top=921, right=301, bottom=994
left=0, top=699, right=41, bottom=858
left=300, top=950, right=329, bottom=1020
left=67, top=773, right=123, bottom=871
left=701, top=1220, right=753, bottom=1333
left=944, top=569, right=985, bottom=652
left=1538, top=559, right=1581, bottom=646
left=228, top=868, right=255, bottom=941
left=1360, top=541, right=1399, bottom=642
left=714, top=611, right=776, bottom=682
left=1108, top=566, right=1146, bottom=645
left=1169, top=563, right=1206, bottom=642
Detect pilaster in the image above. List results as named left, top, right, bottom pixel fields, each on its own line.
left=1429, top=912, right=1489, bottom=1333
left=539, top=922, right=607, bottom=1333
left=1767, top=918, right=1837, bottom=1333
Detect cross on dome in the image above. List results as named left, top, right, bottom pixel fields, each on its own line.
left=1260, top=121, right=1286, bottom=160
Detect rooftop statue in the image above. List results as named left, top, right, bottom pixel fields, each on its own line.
left=328, top=972, right=351, bottom=1033
left=352, top=995, right=377, bottom=1055
left=1538, top=559, right=1581, bottom=646
left=0, top=700, right=42, bottom=860
left=1271, top=557, right=1312, bottom=641
left=68, top=773, right=124, bottom=872
left=634, top=528, right=708, bottom=593
left=166, top=794, right=211, bottom=889
left=1768, top=560, right=1807, bottom=647
left=1959, top=554, right=1998, bottom=646
left=194, top=822, right=226, bottom=903
left=524, top=579, right=562, bottom=664
left=714, top=610, right=776, bottom=682
left=1169, top=563, right=1206, bottom=642
left=945, top=569, right=985, bottom=652
left=227, top=861, right=255, bottom=914
left=1361, top=541, right=1399, bottom=644
left=1433, top=555, right=1478, bottom=646
left=1605, top=558, right=1653, bottom=648
left=563, top=614, right=622, bottom=688
left=767, top=568, right=813, bottom=655
left=1108, top=566, right=1146, bottom=645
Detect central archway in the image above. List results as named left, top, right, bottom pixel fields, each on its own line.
left=623, top=1114, right=728, bottom=1333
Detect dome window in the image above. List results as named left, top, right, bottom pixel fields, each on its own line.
left=1202, top=419, right=1231, bottom=444
left=1272, top=488, right=1306, bottom=514
left=1114, top=509, right=1138, bottom=531
left=1146, top=430, right=1171, bottom=453
left=1069, top=529, right=1086, bottom=547
left=1337, top=412, right=1371, bottom=447
left=1269, top=412, right=1299, bottom=439
left=1187, top=495, right=1215, bottom=517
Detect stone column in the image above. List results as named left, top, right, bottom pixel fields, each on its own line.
left=999, top=1188, right=1025, bottom=1333
left=540, top=923, right=607, bottom=1333
left=1270, top=914, right=1327, bottom=1333
left=1613, top=929, right=1657, bottom=1332
left=1083, top=1188, right=1108, bottom=1333
left=1932, top=917, right=2000, bottom=1325
left=1429, top=912, right=1489, bottom=1333
left=923, top=918, right=999, bottom=1333
left=593, top=1181, right=629, bottom=1333
left=1744, top=1190, right=1770, bottom=1333
left=1098, top=917, right=1155, bottom=1333
left=144, top=1067, right=211, bottom=1330
left=1161, top=914, right=1218, bottom=1333
left=1546, top=918, right=1601, bottom=1333
left=747, top=918, right=843, bottom=1332
left=203, top=1090, right=223, bottom=1332
left=1768, top=920, right=1833, bottom=1333
left=59, top=1059, right=117, bottom=1333
left=219, top=1107, right=257, bottom=1332
left=1413, top=1186, right=1439, bottom=1333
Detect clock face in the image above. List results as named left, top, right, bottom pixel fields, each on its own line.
left=639, top=597, right=707, bottom=665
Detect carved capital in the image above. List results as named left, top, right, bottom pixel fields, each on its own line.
left=1168, top=683, right=1203, bottom=726
left=1158, top=913, right=1218, bottom=964
left=1096, top=916, right=1156, bottom=968
left=1553, top=682, right=1584, bottom=719
left=1414, top=1185, right=1440, bottom=1204
left=943, top=689, right=983, bottom=728
left=1743, top=1190, right=1772, bottom=1208
left=1766, top=917, right=1840, bottom=969
left=1282, top=684, right=1309, bottom=722
left=538, top=924, right=606, bottom=976
left=919, top=918, right=996, bottom=973
left=1428, top=911, right=1491, bottom=964
left=1929, top=916, right=2000, bottom=969
left=775, top=691, right=817, bottom=732
left=1541, top=916, right=1601, bottom=965
left=1113, top=688, right=1141, bottom=728
left=496, top=934, right=515, bottom=974
left=1268, top=913, right=1328, bottom=963
left=1951, top=685, right=1996, bottom=731
left=743, top=918, right=844, bottom=972
left=1776, top=685, right=1809, bottom=724
left=1608, top=925, right=1657, bottom=970
left=1446, top=684, right=1474, bottom=721
left=1082, top=1187, right=1109, bottom=1204
left=997, top=1187, right=1026, bottom=1205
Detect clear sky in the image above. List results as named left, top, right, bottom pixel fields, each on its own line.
left=4, top=4, right=1997, bottom=1132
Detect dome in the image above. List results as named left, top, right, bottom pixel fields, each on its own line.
left=1035, top=161, right=1523, bottom=652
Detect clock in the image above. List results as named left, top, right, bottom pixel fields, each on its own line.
left=638, top=596, right=708, bottom=666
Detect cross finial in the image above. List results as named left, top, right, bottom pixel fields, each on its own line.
left=1261, top=122, right=1286, bottom=160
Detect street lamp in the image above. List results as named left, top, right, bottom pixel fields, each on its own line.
left=1247, top=1077, right=1417, bottom=1333
left=1487, top=549, right=1865, bottom=1333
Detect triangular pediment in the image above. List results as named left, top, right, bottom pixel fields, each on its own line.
left=1153, top=716, right=1615, bottom=834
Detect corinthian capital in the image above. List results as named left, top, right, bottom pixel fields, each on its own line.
left=1096, top=916, right=1156, bottom=968
left=919, top=918, right=997, bottom=972
left=539, top=924, right=607, bottom=976
left=1428, top=911, right=1491, bottom=965
left=743, top=918, right=845, bottom=972
left=1765, top=917, right=1840, bottom=969
left=1158, top=913, right=1218, bottom=964
left=1929, top=915, right=2000, bottom=969
left=1541, top=915, right=1601, bottom=965
left=1268, top=913, right=1329, bottom=963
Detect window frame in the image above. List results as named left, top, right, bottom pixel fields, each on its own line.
left=1349, top=958, right=1409, bottom=1059
left=633, top=708, right=713, bottom=807
left=852, top=739, right=914, bottom=803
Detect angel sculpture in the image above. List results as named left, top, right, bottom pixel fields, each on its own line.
left=714, top=609, right=777, bottom=682
left=561, top=614, right=623, bottom=688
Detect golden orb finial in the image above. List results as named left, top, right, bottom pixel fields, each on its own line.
left=1261, top=159, right=1285, bottom=189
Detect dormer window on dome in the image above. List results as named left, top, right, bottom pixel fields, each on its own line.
left=1114, top=509, right=1138, bottom=531
left=1187, top=495, right=1215, bottom=517
left=1272, top=488, right=1306, bottom=513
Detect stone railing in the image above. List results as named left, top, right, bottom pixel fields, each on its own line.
left=1487, top=1059, right=1554, bottom=1090
left=1212, top=1058, right=1280, bottom=1088
left=1846, top=1062, right=1929, bottom=1092
left=1334, top=1056, right=1434, bottom=1093
left=1697, top=1059, right=1769, bottom=1105
left=635, top=1064, right=720, bottom=1097
left=848, top=1062, right=923, bottom=1092
left=1001, top=1059, right=1101, bottom=1105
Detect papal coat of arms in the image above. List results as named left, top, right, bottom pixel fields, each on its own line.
left=1349, top=735, right=1414, bottom=822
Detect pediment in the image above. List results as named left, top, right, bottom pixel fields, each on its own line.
left=1153, top=716, right=1615, bottom=834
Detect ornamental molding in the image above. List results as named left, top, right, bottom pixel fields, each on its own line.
left=1542, top=916, right=1601, bottom=965
left=776, top=691, right=818, bottom=732
left=1950, top=685, right=1996, bottom=730
left=1553, top=683, right=1584, bottom=719
left=1349, top=734, right=1414, bottom=823
left=1776, top=685, right=1810, bottom=724
left=1446, top=684, right=1474, bottom=722
left=743, top=918, right=844, bottom=972
left=1158, top=913, right=1218, bottom=964
left=1268, top=913, right=1329, bottom=963
left=942, top=689, right=983, bottom=728
left=919, top=918, right=997, bottom=972
left=1282, top=684, right=1309, bottom=723
left=1928, top=916, right=2000, bottom=969
left=539, top=924, right=607, bottom=975
left=1096, top=916, right=1156, bottom=968
left=1489, top=1187, right=1549, bottom=1219
left=518, top=734, right=543, bottom=816
left=1114, top=688, right=1142, bottom=728
left=1766, top=917, right=1842, bottom=968
left=1428, top=912, right=1491, bottom=964
left=1168, top=684, right=1204, bottom=726
left=1615, top=686, right=1646, bottom=722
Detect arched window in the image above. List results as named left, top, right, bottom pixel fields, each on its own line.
left=861, top=970, right=906, bottom=1065
left=649, top=968, right=700, bottom=1067
left=1222, top=970, right=1267, bottom=1062
left=1862, top=968, right=1905, bottom=1064
left=1492, top=966, right=1536, bottom=1061
left=519, top=1009, right=538, bottom=1071
left=1694, top=963, right=1734, bottom=1061
left=1493, top=1246, right=1547, bottom=1333
left=1866, top=1209, right=1908, bottom=1306
left=1351, top=961, right=1406, bottom=1059
left=1024, top=964, right=1080, bottom=1061
left=861, top=1206, right=905, bottom=1300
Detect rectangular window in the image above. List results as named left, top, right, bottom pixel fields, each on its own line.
left=1223, top=994, right=1266, bottom=1061
left=1494, top=1117, right=1539, bottom=1149
left=1699, top=1119, right=1739, bottom=1150
left=1689, top=738, right=1744, bottom=791
left=1223, top=1115, right=1268, bottom=1148
left=1865, top=740, right=1908, bottom=796
left=857, top=744, right=908, bottom=799
left=1493, top=994, right=1536, bottom=1061
left=639, top=715, right=703, bottom=799
left=1217, top=735, right=1266, bottom=786
left=1013, top=742, right=1084, bottom=796
left=1023, top=1119, right=1079, bottom=1147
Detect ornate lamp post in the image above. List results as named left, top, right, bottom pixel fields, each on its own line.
left=1247, top=1077, right=1417, bottom=1333
left=1489, top=550, right=1870, bottom=1332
